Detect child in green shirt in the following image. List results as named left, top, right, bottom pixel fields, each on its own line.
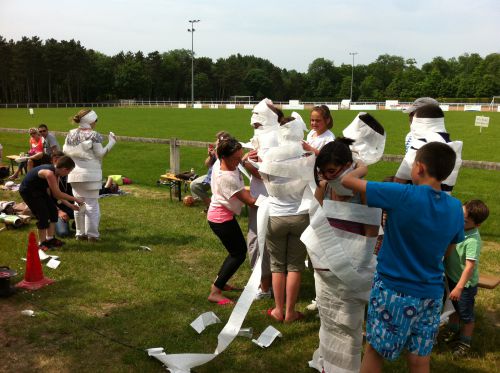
left=444, top=199, right=490, bottom=356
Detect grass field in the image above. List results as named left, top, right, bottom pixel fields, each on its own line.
left=0, top=107, right=499, bottom=372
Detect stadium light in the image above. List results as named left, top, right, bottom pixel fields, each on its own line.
left=349, top=52, right=358, bottom=102
left=188, top=19, right=200, bottom=105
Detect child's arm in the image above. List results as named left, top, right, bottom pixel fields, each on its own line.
left=39, top=170, right=83, bottom=204
left=314, top=180, right=327, bottom=206
left=341, top=164, right=368, bottom=193
left=449, top=259, right=476, bottom=301
left=234, top=188, right=257, bottom=207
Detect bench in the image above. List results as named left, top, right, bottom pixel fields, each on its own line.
left=158, top=173, right=192, bottom=202
left=478, top=274, right=500, bottom=289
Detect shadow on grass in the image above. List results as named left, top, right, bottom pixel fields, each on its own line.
left=64, top=228, right=199, bottom=253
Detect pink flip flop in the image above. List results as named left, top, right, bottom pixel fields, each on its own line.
left=217, top=298, right=234, bottom=306
left=265, top=307, right=284, bottom=322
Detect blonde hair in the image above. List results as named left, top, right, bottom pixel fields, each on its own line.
left=72, top=109, right=92, bottom=124
left=28, top=127, right=39, bottom=135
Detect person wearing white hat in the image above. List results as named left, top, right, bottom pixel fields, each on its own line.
left=395, top=104, right=462, bottom=193
left=402, top=97, right=439, bottom=153
left=63, top=109, right=116, bottom=241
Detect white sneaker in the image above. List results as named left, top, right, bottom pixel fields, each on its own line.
left=254, top=289, right=272, bottom=300
left=306, top=299, right=317, bottom=311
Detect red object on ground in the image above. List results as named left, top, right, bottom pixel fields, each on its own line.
left=16, top=232, right=54, bottom=290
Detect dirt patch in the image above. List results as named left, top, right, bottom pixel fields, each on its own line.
left=0, top=301, right=72, bottom=373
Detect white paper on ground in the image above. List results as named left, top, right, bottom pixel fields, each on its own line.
left=146, top=347, right=165, bottom=356
left=251, top=326, right=282, bottom=348
left=139, top=246, right=152, bottom=251
left=21, top=310, right=35, bottom=316
left=46, top=258, right=61, bottom=269
left=148, top=198, right=271, bottom=372
left=237, top=327, right=253, bottom=338
left=38, top=249, right=50, bottom=260
left=190, top=312, right=221, bottom=334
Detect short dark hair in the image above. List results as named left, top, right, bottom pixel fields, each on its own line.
left=414, top=104, right=444, bottom=119
left=464, top=200, right=489, bottom=225
left=38, top=124, right=48, bottom=130
left=311, top=105, right=334, bottom=129
left=414, top=142, right=456, bottom=181
left=314, top=137, right=355, bottom=185
left=55, top=155, right=75, bottom=170
left=217, top=138, right=242, bottom=159
left=51, top=150, right=65, bottom=159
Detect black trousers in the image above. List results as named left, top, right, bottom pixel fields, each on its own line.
left=20, top=191, right=58, bottom=229
left=208, top=218, right=247, bottom=290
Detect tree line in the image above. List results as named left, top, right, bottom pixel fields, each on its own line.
left=0, top=36, right=498, bottom=103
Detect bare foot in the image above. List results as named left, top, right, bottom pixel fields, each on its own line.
left=266, top=307, right=284, bottom=322
left=208, top=285, right=234, bottom=304
left=284, top=310, right=305, bottom=323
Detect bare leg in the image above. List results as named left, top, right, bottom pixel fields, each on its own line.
left=406, top=353, right=430, bottom=373
left=260, top=274, right=272, bottom=293
left=271, top=272, right=286, bottom=320
left=360, top=343, right=383, bottom=373
left=448, top=312, right=459, bottom=326
left=37, top=228, right=48, bottom=244
left=46, top=222, right=56, bottom=238
left=462, top=321, right=475, bottom=338
left=104, top=176, right=113, bottom=188
left=284, top=271, right=302, bottom=322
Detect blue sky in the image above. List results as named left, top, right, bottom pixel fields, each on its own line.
left=0, top=0, right=498, bottom=72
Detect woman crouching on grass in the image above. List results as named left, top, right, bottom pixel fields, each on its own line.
left=207, top=137, right=256, bottom=305
left=19, top=156, right=83, bottom=250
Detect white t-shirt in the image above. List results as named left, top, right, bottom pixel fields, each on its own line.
left=209, top=167, right=244, bottom=215
left=306, top=129, right=335, bottom=151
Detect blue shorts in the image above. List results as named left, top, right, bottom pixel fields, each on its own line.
left=366, top=273, right=443, bottom=361
left=446, top=277, right=477, bottom=323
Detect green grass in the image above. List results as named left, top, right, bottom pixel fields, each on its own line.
left=0, top=108, right=499, bottom=372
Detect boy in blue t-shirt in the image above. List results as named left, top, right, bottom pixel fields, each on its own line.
left=342, top=142, right=464, bottom=372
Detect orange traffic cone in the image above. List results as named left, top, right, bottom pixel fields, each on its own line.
left=16, top=232, right=55, bottom=290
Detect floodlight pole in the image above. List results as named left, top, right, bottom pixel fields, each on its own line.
left=349, top=52, right=358, bottom=102
left=188, top=19, right=200, bottom=105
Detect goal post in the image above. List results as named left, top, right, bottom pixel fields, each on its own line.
left=231, top=96, right=253, bottom=104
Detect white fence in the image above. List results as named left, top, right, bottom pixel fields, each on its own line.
left=0, top=100, right=498, bottom=112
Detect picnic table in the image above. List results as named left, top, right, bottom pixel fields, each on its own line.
left=158, top=173, right=192, bottom=202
